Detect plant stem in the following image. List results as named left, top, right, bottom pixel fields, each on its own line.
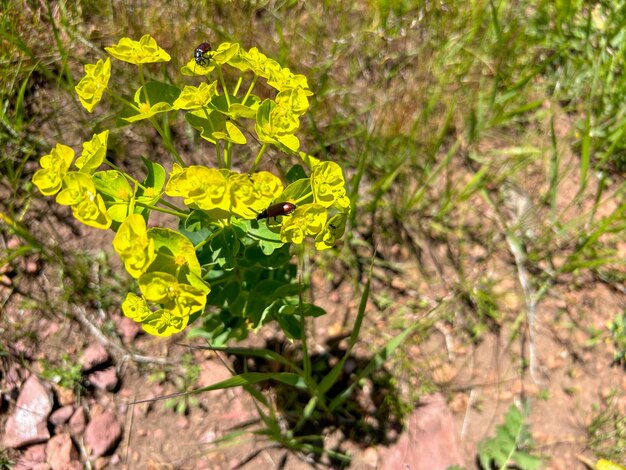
left=135, top=201, right=188, bottom=219
left=217, top=65, right=231, bottom=108
left=250, top=143, right=268, bottom=173
left=242, top=75, right=258, bottom=106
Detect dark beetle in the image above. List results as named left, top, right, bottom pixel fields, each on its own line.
left=194, top=42, right=212, bottom=66
left=256, top=202, right=296, bottom=220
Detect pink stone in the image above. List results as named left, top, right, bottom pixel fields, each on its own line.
left=80, top=344, right=110, bottom=372
left=115, top=315, right=142, bottom=343
left=49, top=405, right=74, bottom=426
left=378, top=393, right=463, bottom=470
left=46, top=433, right=81, bottom=470
left=69, top=407, right=87, bottom=435
left=12, top=443, right=46, bottom=470
left=84, top=409, right=122, bottom=457
left=3, top=375, right=53, bottom=448
left=87, top=367, right=118, bottom=392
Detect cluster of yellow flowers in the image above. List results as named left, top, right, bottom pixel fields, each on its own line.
left=32, top=34, right=349, bottom=336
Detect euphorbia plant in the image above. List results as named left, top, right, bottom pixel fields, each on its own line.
left=33, top=34, right=349, bottom=340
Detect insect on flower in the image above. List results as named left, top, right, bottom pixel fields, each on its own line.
left=256, top=202, right=296, bottom=220
left=194, top=42, right=212, bottom=66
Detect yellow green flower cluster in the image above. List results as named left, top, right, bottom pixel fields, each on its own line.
left=114, top=215, right=209, bottom=337
left=165, top=165, right=284, bottom=220
left=281, top=161, right=350, bottom=250
left=33, top=34, right=350, bottom=337
left=182, top=41, right=313, bottom=153
left=32, top=133, right=112, bottom=229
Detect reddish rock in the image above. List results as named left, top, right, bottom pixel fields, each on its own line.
left=3, top=375, right=53, bottom=448
left=46, top=433, right=81, bottom=470
left=52, top=384, right=76, bottom=407
left=87, top=366, right=119, bottom=392
left=32, top=464, right=50, bottom=470
left=69, top=407, right=87, bottom=435
left=80, top=344, right=110, bottom=372
left=378, top=393, right=463, bottom=470
left=115, top=315, right=142, bottom=343
left=84, top=409, right=122, bottom=457
left=13, top=443, right=46, bottom=470
left=49, top=405, right=74, bottom=426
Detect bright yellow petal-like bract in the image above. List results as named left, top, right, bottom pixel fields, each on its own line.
left=56, top=172, right=111, bottom=229
left=32, top=143, right=75, bottom=196
left=105, top=34, right=171, bottom=64
left=113, top=214, right=155, bottom=278
left=75, top=130, right=109, bottom=172
left=280, top=203, right=327, bottom=244
left=75, top=58, right=111, bottom=112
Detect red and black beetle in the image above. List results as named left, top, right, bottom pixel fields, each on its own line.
left=194, top=42, right=212, bottom=66
left=256, top=202, right=296, bottom=220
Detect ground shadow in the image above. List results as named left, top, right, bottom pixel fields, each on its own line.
left=230, top=336, right=405, bottom=468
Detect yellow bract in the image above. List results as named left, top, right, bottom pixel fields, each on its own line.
left=315, top=212, right=348, bottom=251
left=165, top=164, right=230, bottom=213
left=172, top=81, right=218, bottom=110
left=142, top=309, right=189, bottom=337
left=113, top=214, right=156, bottom=279
left=121, top=292, right=151, bottom=322
left=211, top=42, right=240, bottom=65
left=276, top=87, right=313, bottom=117
left=56, top=172, right=112, bottom=229
left=75, top=131, right=109, bottom=173
left=280, top=203, right=327, bottom=244
left=105, top=34, right=171, bottom=64
left=311, top=161, right=349, bottom=208
left=32, top=143, right=74, bottom=196
left=75, top=58, right=111, bottom=112
left=138, top=272, right=207, bottom=317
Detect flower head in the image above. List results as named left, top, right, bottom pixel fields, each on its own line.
left=75, top=131, right=109, bottom=173
left=75, top=58, right=111, bottom=112
left=113, top=214, right=156, bottom=278
left=280, top=203, right=327, bottom=244
left=105, top=34, right=171, bottom=64
left=138, top=272, right=207, bottom=317
left=172, top=81, right=217, bottom=110
left=165, top=164, right=231, bottom=214
left=122, top=292, right=152, bottom=322
left=311, top=161, right=349, bottom=208
left=32, top=143, right=75, bottom=196
left=315, top=211, right=348, bottom=250
left=56, top=172, right=112, bottom=229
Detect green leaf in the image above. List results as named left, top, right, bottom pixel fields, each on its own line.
left=239, top=219, right=285, bottom=255
left=286, top=164, right=308, bottom=183
left=191, top=372, right=307, bottom=393
left=139, top=157, right=166, bottom=196
left=140, top=80, right=181, bottom=106
left=281, top=178, right=313, bottom=205
left=274, top=308, right=302, bottom=340
left=477, top=404, right=542, bottom=470
left=206, top=345, right=302, bottom=374
left=209, top=226, right=240, bottom=270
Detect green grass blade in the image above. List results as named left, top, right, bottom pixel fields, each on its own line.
left=131, top=372, right=306, bottom=405
left=328, top=318, right=420, bottom=412
left=548, top=114, right=559, bottom=220
left=198, top=345, right=302, bottom=374
left=579, top=112, right=591, bottom=195
left=317, top=268, right=370, bottom=396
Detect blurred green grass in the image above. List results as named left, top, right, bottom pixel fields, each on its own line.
left=2, top=0, right=626, bottom=464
